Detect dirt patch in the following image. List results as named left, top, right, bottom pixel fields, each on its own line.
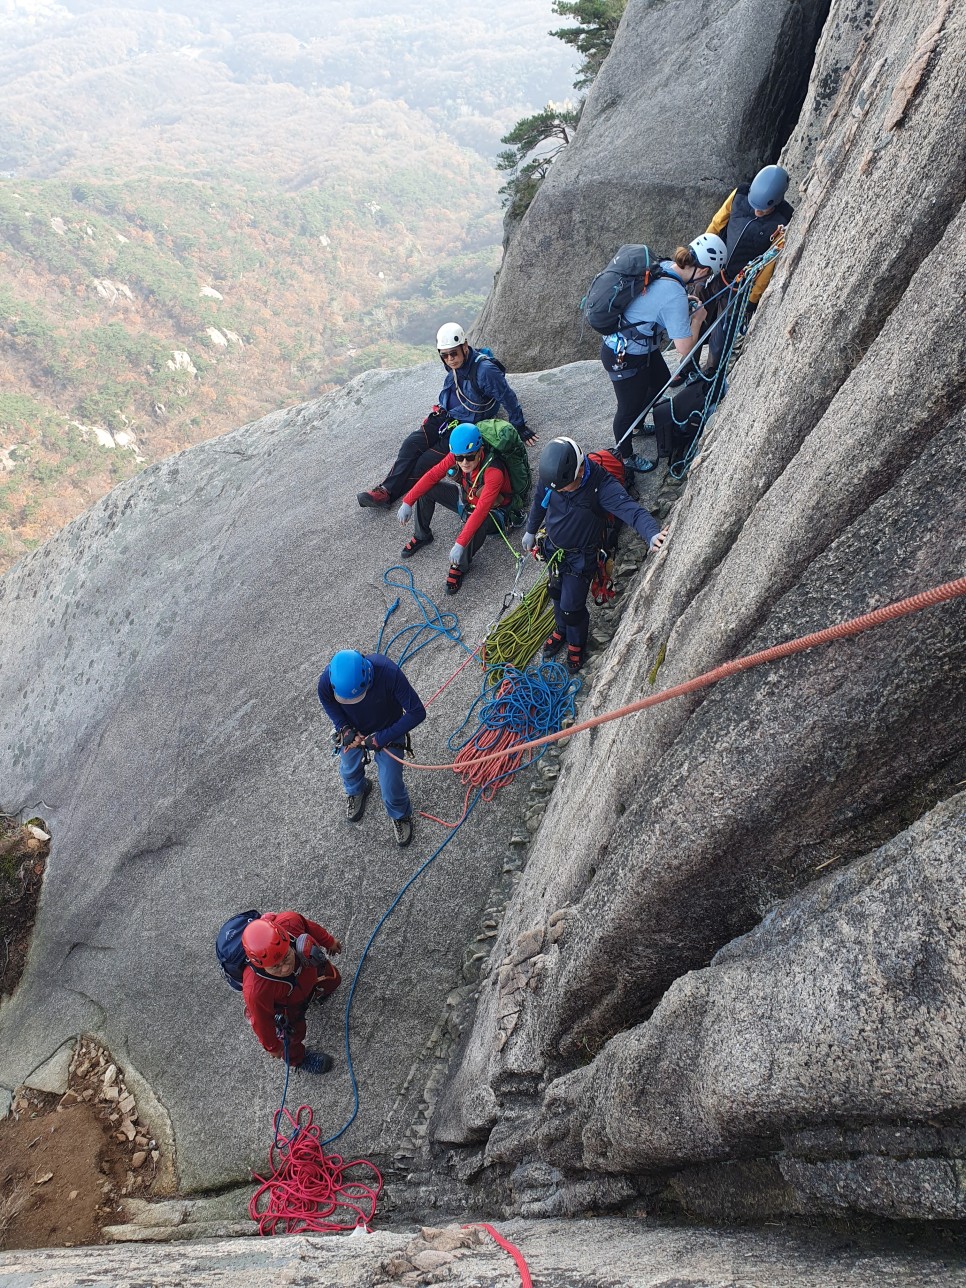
left=0, top=816, right=50, bottom=997
left=0, top=1038, right=163, bottom=1251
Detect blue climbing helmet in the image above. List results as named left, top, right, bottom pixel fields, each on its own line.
left=329, top=650, right=373, bottom=703
left=449, top=423, right=483, bottom=456
left=748, top=164, right=790, bottom=213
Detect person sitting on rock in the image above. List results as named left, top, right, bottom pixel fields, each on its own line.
left=699, top=164, right=793, bottom=377
left=396, top=422, right=511, bottom=597
left=522, top=437, right=667, bottom=673
left=357, top=322, right=535, bottom=508
left=318, top=648, right=426, bottom=848
left=600, top=236, right=726, bottom=474
left=241, top=911, right=342, bottom=1075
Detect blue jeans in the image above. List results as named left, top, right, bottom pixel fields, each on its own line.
left=339, top=744, right=412, bottom=820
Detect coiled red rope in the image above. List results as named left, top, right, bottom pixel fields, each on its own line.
left=390, top=576, right=966, bottom=774
left=468, top=1223, right=533, bottom=1287
left=250, top=1104, right=383, bottom=1234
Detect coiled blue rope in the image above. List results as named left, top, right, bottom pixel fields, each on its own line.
left=448, top=661, right=581, bottom=761
left=376, top=565, right=473, bottom=666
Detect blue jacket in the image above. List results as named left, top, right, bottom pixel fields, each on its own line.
left=527, top=461, right=660, bottom=573
left=438, top=348, right=525, bottom=431
left=317, top=653, right=426, bottom=749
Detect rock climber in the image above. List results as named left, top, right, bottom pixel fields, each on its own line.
left=396, top=421, right=510, bottom=596
left=600, top=235, right=726, bottom=474
left=241, top=911, right=342, bottom=1075
left=317, top=648, right=426, bottom=848
left=699, top=164, right=794, bottom=377
left=522, top=437, right=667, bottom=673
left=357, top=322, right=534, bottom=508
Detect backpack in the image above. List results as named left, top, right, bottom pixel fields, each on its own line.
left=476, top=418, right=533, bottom=524
left=582, top=244, right=678, bottom=335
left=216, top=909, right=260, bottom=992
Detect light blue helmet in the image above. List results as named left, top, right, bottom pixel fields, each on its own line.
left=748, top=164, right=790, bottom=213
left=449, top=423, right=483, bottom=456
left=329, top=650, right=373, bottom=703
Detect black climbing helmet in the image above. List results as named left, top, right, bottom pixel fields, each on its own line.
left=539, top=437, right=585, bottom=491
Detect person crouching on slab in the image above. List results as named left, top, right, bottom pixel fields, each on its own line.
left=396, top=421, right=511, bottom=597
left=318, top=649, right=426, bottom=848
left=522, top=437, right=668, bottom=674
left=357, top=322, right=535, bottom=509
left=241, top=911, right=342, bottom=1075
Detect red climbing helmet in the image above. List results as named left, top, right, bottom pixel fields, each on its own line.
left=242, top=917, right=290, bottom=968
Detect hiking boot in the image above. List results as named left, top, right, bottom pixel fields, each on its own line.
left=298, top=1049, right=333, bottom=1075
left=401, top=532, right=434, bottom=558
left=392, top=815, right=414, bottom=848
left=445, top=564, right=463, bottom=595
left=346, top=778, right=372, bottom=823
left=567, top=644, right=585, bottom=674
left=629, top=453, right=656, bottom=474
left=543, top=630, right=565, bottom=659
left=358, top=486, right=391, bottom=508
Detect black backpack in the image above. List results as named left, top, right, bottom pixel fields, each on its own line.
left=582, top=245, right=678, bottom=334
left=216, top=909, right=260, bottom=992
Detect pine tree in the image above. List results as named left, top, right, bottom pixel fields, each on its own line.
left=496, top=105, right=581, bottom=219
left=551, top=0, right=629, bottom=89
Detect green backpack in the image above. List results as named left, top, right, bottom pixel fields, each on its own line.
left=476, top=419, right=532, bottom=526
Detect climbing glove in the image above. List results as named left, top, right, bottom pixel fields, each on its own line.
left=397, top=502, right=413, bottom=524
left=519, top=422, right=537, bottom=444
left=295, top=933, right=328, bottom=968
left=448, top=543, right=464, bottom=566
left=521, top=532, right=537, bottom=553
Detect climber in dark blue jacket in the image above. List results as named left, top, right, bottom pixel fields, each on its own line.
left=522, top=437, right=667, bottom=673
left=358, top=321, right=534, bottom=508
left=318, top=650, right=426, bottom=849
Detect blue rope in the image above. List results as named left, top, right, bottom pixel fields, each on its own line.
left=376, top=565, right=473, bottom=666
left=447, top=661, right=581, bottom=758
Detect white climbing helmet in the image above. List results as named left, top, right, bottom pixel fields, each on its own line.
left=436, top=322, right=467, bottom=351
left=688, top=233, right=727, bottom=273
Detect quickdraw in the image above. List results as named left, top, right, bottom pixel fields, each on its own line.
left=590, top=551, right=616, bottom=605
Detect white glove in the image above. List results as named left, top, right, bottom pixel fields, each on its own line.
left=649, top=530, right=667, bottom=553
left=449, top=543, right=464, bottom=566
left=521, top=532, right=537, bottom=553
left=397, top=502, right=412, bottom=525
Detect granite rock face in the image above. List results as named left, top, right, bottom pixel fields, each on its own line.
left=472, top=0, right=831, bottom=370
left=435, top=0, right=966, bottom=1222
left=0, top=361, right=609, bottom=1192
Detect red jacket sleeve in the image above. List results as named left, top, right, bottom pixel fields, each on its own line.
left=403, top=453, right=456, bottom=505
left=272, top=910, right=337, bottom=953
left=457, top=463, right=509, bottom=549
left=242, top=971, right=284, bottom=1056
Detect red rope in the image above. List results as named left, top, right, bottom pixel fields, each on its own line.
left=468, top=1222, right=533, bottom=1288
left=424, top=638, right=485, bottom=707
left=388, top=576, right=966, bottom=774
left=250, top=1104, right=383, bottom=1235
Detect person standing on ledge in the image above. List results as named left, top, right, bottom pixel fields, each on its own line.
left=318, top=649, right=426, bottom=848
left=241, top=911, right=342, bottom=1075
left=357, top=322, right=535, bottom=508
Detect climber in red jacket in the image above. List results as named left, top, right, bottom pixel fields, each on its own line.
left=241, top=911, right=342, bottom=1075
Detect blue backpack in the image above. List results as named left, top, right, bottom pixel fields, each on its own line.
left=216, top=909, right=260, bottom=991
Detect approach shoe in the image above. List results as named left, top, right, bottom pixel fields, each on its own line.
left=358, top=485, right=391, bottom=508
left=401, top=532, right=434, bottom=558
left=629, top=453, right=656, bottom=474
left=567, top=644, right=585, bottom=674
left=346, top=777, right=372, bottom=823
left=392, top=815, right=414, bottom=848
left=445, top=564, right=464, bottom=596
left=298, top=1049, right=333, bottom=1075
left=543, top=630, right=565, bottom=659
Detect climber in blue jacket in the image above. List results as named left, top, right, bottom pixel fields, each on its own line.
left=318, top=650, right=426, bottom=849
left=357, top=321, right=534, bottom=508
left=522, top=437, right=667, bottom=674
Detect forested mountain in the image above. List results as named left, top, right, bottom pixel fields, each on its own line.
left=0, top=0, right=576, bottom=568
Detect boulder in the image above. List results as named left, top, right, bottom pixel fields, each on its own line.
left=472, top=0, right=830, bottom=370
left=434, top=0, right=966, bottom=1223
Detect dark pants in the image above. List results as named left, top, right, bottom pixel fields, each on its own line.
left=548, top=557, right=593, bottom=648
left=602, top=345, right=671, bottom=460
left=380, top=426, right=449, bottom=501
left=272, top=963, right=341, bottom=1065
left=414, top=480, right=503, bottom=569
